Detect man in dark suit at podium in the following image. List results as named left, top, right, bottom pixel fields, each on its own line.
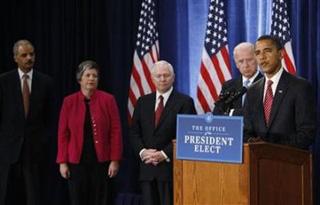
left=130, top=60, right=196, bottom=205
left=243, top=35, right=316, bottom=150
left=213, top=42, right=263, bottom=116
left=0, top=40, right=53, bottom=205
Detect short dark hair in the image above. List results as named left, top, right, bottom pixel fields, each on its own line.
left=256, top=35, right=283, bottom=50
left=76, top=60, right=100, bottom=81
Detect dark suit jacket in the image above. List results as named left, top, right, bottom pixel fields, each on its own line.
left=0, top=69, right=53, bottom=163
left=213, top=72, right=263, bottom=115
left=130, top=90, right=196, bottom=181
left=243, top=71, right=316, bottom=150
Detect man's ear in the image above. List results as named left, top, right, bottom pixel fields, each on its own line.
left=279, top=49, right=284, bottom=60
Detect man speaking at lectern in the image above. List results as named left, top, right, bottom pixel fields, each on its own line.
left=243, top=35, right=316, bottom=150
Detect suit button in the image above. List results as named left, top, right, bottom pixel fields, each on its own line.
left=95, top=140, right=98, bottom=144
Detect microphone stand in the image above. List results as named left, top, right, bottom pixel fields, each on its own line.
left=214, top=87, right=247, bottom=115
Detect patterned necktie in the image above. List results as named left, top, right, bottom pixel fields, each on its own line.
left=155, top=95, right=164, bottom=127
left=263, top=80, right=273, bottom=125
left=242, top=79, right=250, bottom=106
left=22, top=74, right=30, bottom=118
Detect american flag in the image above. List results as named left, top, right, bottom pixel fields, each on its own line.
left=128, top=0, right=159, bottom=122
left=196, top=0, right=231, bottom=114
left=271, top=0, right=296, bottom=74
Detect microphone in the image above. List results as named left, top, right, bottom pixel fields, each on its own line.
left=213, top=89, right=235, bottom=115
left=214, top=90, right=233, bottom=106
left=224, top=87, right=247, bottom=105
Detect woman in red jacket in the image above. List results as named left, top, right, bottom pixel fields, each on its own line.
left=56, top=60, right=122, bottom=205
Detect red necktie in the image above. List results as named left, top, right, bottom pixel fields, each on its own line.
left=155, top=95, right=164, bottom=126
left=263, top=80, right=273, bottom=125
left=22, top=74, right=30, bottom=118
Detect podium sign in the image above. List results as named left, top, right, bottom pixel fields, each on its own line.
left=176, top=114, right=243, bottom=163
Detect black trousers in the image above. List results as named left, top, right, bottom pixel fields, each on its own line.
left=0, top=161, right=41, bottom=205
left=68, top=162, right=110, bottom=205
left=140, top=179, right=172, bottom=205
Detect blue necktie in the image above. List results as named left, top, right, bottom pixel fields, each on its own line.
left=242, top=80, right=250, bottom=106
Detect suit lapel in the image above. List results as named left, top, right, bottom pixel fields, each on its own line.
left=147, top=93, right=157, bottom=130
left=234, top=77, right=243, bottom=108
left=28, top=71, right=39, bottom=118
left=13, top=70, right=25, bottom=117
left=267, top=71, right=288, bottom=129
left=253, top=72, right=263, bottom=83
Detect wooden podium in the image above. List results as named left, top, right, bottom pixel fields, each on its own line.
left=173, top=141, right=312, bottom=205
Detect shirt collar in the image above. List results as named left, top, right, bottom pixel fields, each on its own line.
left=265, top=67, right=283, bottom=86
left=18, top=68, right=33, bottom=80
left=156, top=86, right=173, bottom=105
left=242, top=70, right=260, bottom=86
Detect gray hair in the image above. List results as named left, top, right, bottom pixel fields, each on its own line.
left=151, top=60, right=175, bottom=76
left=13, top=40, right=34, bottom=56
left=76, top=60, right=100, bottom=81
left=233, top=42, right=255, bottom=57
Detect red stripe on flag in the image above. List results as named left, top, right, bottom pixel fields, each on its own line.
left=282, top=49, right=296, bottom=75
left=220, top=47, right=231, bottom=74
left=200, top=62, right=219, bottom=100
left=150, top=48, right=156, bottom=63
left=197, top=86, right=210, bottom=113
left=132, top=64, right=145, bottom=97
left=128, top=88, right=137, bottom=109
left=211, top=54, right=226, bottom=85
left=141, top=58, right=155, bottom=91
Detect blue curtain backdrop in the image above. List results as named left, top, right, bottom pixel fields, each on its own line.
left=159, top=0, right=320, bottom=203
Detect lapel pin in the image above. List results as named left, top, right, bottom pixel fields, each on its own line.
left=278, top=90, right=283, bottom=93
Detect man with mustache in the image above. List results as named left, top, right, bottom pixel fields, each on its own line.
left=0, top=40, right=53, bottom=204
left=243, top=35, right=316, bottom=150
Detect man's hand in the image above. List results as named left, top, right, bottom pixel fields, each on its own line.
left=144, top=151, right=166, bottom=166
left=141, top=149, right=157, bottom=164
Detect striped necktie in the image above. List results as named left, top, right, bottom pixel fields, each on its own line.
left=263, top=80, right=274, bottom=125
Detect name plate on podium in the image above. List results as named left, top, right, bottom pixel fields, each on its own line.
left=176, top=114, right=243, bottom=163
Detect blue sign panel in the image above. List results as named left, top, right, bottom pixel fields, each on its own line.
left=176, top=114, right=243, bottom=163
